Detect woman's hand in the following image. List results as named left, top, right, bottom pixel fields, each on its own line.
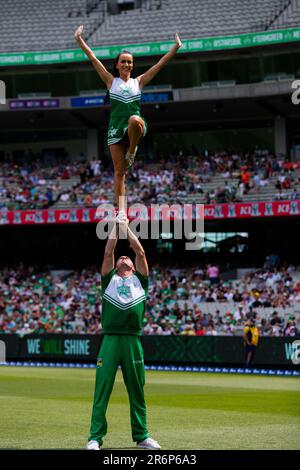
left=74, top=25, right=84, bottom=41
left=175, top=33, right=182, bottom=49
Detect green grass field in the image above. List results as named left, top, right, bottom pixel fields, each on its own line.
left=0, top=366, right=299, bottom=450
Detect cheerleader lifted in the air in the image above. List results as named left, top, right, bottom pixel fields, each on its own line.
left=74, top=25, right=182, bottom=214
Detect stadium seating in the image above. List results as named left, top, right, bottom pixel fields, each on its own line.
left=269, top=0, right=300, bottom=29
left=1, top=153, right=299, bottom=210
left=0, top=264, right=299, bottom=335
left=0, top=0, right=299, bottom=53
left=52, top=162, right=300, bottom=209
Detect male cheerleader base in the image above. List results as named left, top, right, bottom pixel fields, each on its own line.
left=87, top=217, right=160, bottom=450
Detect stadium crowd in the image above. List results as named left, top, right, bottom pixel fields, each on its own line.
left=50, top=148, right=300, bottom=206
left=0, top=159, right=79, bottom=210
left=0, top=261, right=299, bottom=337
left=1, top=148, right=300, bottom=210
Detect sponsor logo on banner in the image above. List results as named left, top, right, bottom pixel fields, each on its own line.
left=70, top=209, right=79, bottom=222
left=290, top=201, right=299, bottom=214
left=25, top=213, right=36, bottom=222
left=265, top=203, right=274, bottom=216
left=215, top=205, right=224, bottom=218
left=13, top=212, right=21, bottom=224
left=228, top=205, right=236, bottom=218
left=204, top=207, right=215, bottom=218
left=83, top=210, right=91, bottom=222
left=251, top=203, right=261, bottom=216
left=47, top=211, right=55, bottom=223
left=278, top=203, right=290, bottom=214
left=1, top=201, right=300, bottom=226
left=36, top=211, right=44, bottom=223
left=58, top=212, right=70, bottom=221
left=0, top=212, right=9, bottom=224
left=240, top=205, right=252, bottom=216
left=9, top=98, right=59, bottom=109
left=70, top=96, right=105, bottom=108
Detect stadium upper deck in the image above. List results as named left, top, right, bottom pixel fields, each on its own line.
left=0, top=0, right=300, bottom=53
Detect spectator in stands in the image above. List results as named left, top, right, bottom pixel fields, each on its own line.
left=223, top=314, right=236, bottom=335
left=290, top=188, right=300, bottom=200
left=84, top=194, right=93, bottom=207
left=275, top=188, right=287, bottom=200
left=74, top=25, right=182, bottom=214
left=233, top=305, right=245, bottom=324
left=241, top=169, right=250, bottom=192
left=206, top=324, right=217, bottom=336
left=283, top=316, right=298, bottom=337
left=79, top=164, right=87, bottom=184
left=207, top=264, right=220, bottom=285
left=195, top=323, right=206, bottom=336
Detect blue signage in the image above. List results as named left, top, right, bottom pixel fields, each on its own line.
left=9, top=98, right=60, bottom=109
left=141, top=91, right=172, bottom=103
left=71, top=96, right=105, bottom=107
left=70, top=91, right=173, bottom=108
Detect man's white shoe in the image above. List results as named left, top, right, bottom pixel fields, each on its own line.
left=86, top=440, right=100, bottom=450
left=136, top=437, right=161, bottom=450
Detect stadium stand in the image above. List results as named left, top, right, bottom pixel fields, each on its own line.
left=269, top=0, right=300, bottom=30
left=0, top=263, right=299, bottom=336
left=0, top=161, right=80, bottom=210
left=0, top=0, right=299, bottom=53
left=2, top=150, right=299, bottom=210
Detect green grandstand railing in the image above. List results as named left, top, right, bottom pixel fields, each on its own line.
left=0, top=27, right=300, bottom=67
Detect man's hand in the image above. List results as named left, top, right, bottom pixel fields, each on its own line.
left=74, top=25, right=84, bottom=41
left=116, top=210, right=129, bottom=239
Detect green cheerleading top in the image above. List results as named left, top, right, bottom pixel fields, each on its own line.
left=101, top=268, right=149, bottom=336
left=107, top=77, right=147, bottom=145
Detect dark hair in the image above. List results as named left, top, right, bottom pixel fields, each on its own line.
left=104, top=50, right=135, bottom=105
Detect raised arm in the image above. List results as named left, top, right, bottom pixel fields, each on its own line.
left=128, top=227, right=149, bottom=277
left=118, top=215, right=149, bottom=277
left=137, top=33, right=182, bottom=89
left=101, top=222, right=118, bottom=276
left=74, top=25, right=114, bottom=89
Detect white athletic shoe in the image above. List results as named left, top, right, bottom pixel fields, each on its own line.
left=86, top=440, right=101, bottom=450
left=136, top=437, right=161, bottom=450
left=116, top=210, right=127, bottom=224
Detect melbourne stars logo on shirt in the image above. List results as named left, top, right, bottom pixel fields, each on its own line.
left=117, top=284, right=131, bottom=298
left=119, top=83, right=132, bottom=96
left=103, top=272, right=146, bottom=310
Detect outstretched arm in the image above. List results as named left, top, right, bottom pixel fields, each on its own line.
left=101, top=222, right=118, bottom=276
left=74, top=25, right=114, bottom=89
left=128, top=227, right=149, bottom=277
left=118, top=216, right=149, bottom=277
left=137, top=33, right=182, bottom=89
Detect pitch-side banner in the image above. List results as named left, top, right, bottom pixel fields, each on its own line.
left=0, top=334, right=298, bottom=366
left=0, top=28, right=300, bottom=66
left=0, top=201, right=299, bottom=225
